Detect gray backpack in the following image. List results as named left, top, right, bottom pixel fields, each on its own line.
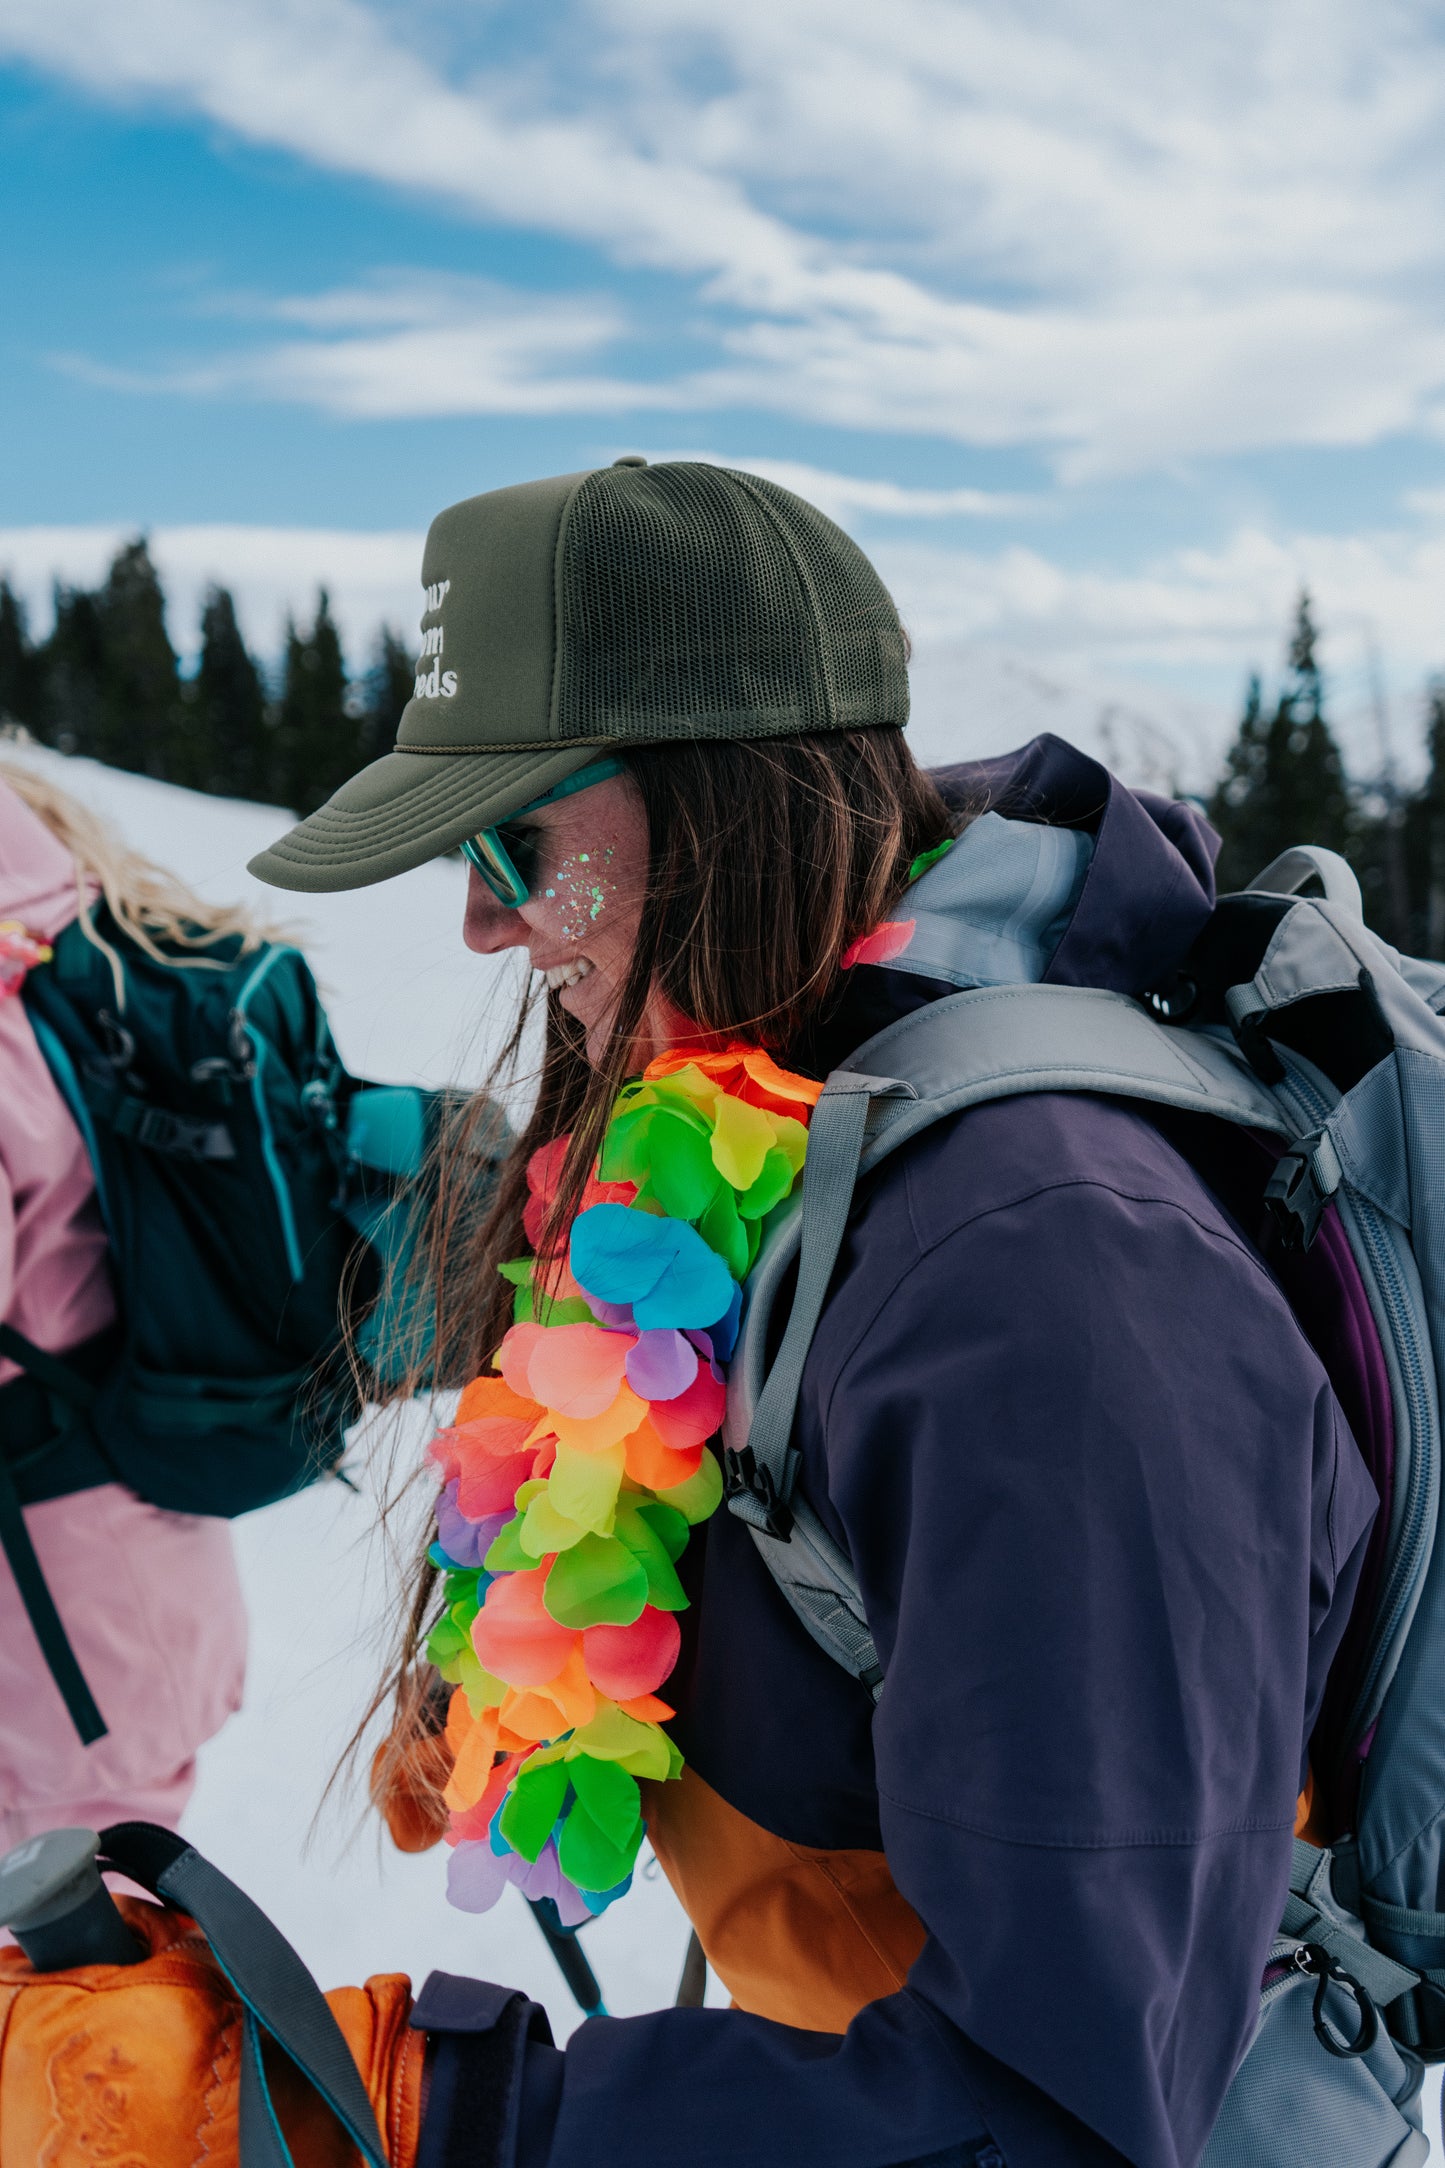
left=723, top=847, right=1445, bottom=2164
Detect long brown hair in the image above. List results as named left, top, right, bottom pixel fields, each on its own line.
left=362, top=725, right=960, bottom=1811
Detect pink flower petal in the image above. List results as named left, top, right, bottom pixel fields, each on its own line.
left=582, top=1607, right=682, bottom=1700
left=526, top=1322, right=636, bottom=1418
left=648, top=1362, right=726, bottom=1449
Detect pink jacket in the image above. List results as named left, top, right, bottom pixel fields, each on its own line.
left=0, top=781, right=114, bottom=1383
left=0, top=776, right=245, bottom=1828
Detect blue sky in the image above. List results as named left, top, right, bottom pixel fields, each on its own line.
left=3, top=0, right=1445, bottom=766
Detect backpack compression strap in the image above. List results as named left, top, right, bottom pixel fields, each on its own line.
left=725, top=984, right=1286, bottom=1696
left=97, top=1821, right=389, bottom=2168
left=0, top=1322, right=108, bottom=1743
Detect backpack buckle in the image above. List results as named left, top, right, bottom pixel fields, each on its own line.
left=723, top=1445, right=795, bottom=1540
left=1264, top=1131, right=1342, bottom=1251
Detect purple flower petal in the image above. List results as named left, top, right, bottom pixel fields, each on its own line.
left=446, top=1839, right=512, bottom=1914
left=550, top=1876, right=596, bottom=1928
left=625, top=1328, right=699, bottom=1402
left=435, top=1482, right=506, bottom=1569
left=586, top=1296, right=636, bottom=1331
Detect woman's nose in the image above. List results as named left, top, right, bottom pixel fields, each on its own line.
left=463, top=867, right=530, bottom=954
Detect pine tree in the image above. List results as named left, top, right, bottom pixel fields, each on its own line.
left=1208, top=591, right=1354, bottom=892
left=187, top=586, right=272, bottom=800
left=1404, top=679, right=1445, bottom=960
left=273, top=590, right=350, bottom=815
left=354, top=627, right=417, bottom=769
left=94, top=539, right=184, bottom=777
left=0, top=581, right=38, bottom=729
left=39, top=583, right=108, bottom=757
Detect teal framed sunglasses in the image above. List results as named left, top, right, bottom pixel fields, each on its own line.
left=460, top=757, right=625, bottom=908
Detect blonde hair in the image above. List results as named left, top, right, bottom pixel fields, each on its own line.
left=0, top=746, right=287, bottom=1009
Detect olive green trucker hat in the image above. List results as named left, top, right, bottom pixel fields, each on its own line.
left=248, top=458, right=909, bottom=892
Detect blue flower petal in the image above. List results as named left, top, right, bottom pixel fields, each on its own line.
left=570, top=1202, right=734, bottom=1329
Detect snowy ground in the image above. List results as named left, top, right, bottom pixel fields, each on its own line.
left=6, top=738, right=1441, bottom=2144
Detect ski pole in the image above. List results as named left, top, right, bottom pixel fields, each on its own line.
left=527, top=1897, right=607, bottom=2017
left=0, top=1827, right=145, bottom=1969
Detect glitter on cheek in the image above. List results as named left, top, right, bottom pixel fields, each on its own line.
left=543, top=841, right=621, bottom=942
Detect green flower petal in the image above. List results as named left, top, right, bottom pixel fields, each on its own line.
left=543, top=1533, right=650, bottom=1628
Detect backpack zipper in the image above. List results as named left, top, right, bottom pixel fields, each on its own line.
left=1280, top=1063, right=1437, bottom=1746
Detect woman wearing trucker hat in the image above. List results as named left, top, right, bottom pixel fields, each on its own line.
left=0, top=461, right=1380, bottom=2167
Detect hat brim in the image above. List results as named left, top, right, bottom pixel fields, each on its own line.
left=246, top=743, right=611, bottom=892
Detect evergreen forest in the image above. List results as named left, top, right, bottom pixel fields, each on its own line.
left=2, top=539, right=1443, bottom=955
left=0, top=539, right=415, bottom=819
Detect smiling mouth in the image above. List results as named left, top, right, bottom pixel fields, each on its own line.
left=543, top=958, right=595, bottom=991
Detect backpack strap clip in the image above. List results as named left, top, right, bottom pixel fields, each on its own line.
left=722, top=1442, right=797, bottom=1539
left=1263, top=1129, right=1343, bottom=1251
left=1291, top=1942, right=1381, bottom=2059
left=109, top=1098, right=238, bottom=1161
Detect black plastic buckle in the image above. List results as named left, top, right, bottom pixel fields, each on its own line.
left=1232, top=1006, right=1287, bottom=1086
left=1264, top=1135, right=1331, bottom=1252
left=722, top=1445, right=794, bottom=1539
left=1293, top=1942, right=1380, bottom=2059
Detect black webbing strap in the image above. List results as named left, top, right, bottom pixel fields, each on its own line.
left=0, top=1443, right=107, bottom=1743
left=0, top=1322, right=111, bottom=1743
left=98, top=1822, right=388, bottom=2168
left=0, top=1321, right=98, bottom=1411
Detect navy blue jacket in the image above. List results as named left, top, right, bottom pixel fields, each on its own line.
left=417, top=737, right=1378, bottom=2168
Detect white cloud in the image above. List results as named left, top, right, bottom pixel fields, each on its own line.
left=61, top=275, right=659, bottom=419
left=5, top=0, right=1445, bottom=469
left=875, top=520, right=1445, bottom=690
left=627, top=452, right=1040, bottom=520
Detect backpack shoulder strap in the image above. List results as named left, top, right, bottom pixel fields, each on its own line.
left=725, top=984, right=1285, bottom=1695
left=97, top=1821, right=389, bottom=2168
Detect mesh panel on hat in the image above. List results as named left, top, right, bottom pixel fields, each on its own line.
left=554, top=463, right=909, bottom=741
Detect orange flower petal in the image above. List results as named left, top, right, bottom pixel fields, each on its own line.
left=623, top=1418, right=703, bottom=1489
left=443, top=1703, right=500, bottom=1813
left=456, top=1372, right=542, bottom=1426
left=549, top=1380, right=651, bottom=1454
left=447, top=1750, right=524, bottom=1839
left=616, top=1693, right=675, bottom=1722
left=500, top=1645, right=597, bottom=1741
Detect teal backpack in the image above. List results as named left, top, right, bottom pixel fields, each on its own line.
left=725, top=845, right=1445, bottom=2164
left=0, top=904, right=501, bottom=1747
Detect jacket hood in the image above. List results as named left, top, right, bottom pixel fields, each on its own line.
left=798, top=734, right=1218, bottom=1076
left=0, top=777, right=85, bottom=943
left=932, top=731, right=1219, bottom=997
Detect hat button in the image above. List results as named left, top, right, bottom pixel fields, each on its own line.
left=611, top=455, right=648, bottom=467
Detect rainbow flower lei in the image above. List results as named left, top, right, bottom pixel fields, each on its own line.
left=426, top=1045, right=824, bottom=1924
